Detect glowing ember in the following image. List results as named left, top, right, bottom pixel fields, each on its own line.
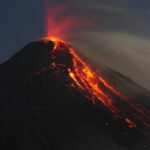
left=47, top=38, right=150, bottom=135
left=125, top=118, right=137, bottom=128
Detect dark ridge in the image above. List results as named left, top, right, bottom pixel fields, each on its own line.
left=0, top=41, right=150, bottom=150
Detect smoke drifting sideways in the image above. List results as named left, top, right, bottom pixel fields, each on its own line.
left=42, top=4, right=150, bottom=136
left=38, top=4, right=150, bottom=148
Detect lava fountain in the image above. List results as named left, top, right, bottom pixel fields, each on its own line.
left=45, top=5, right=85, bottom=41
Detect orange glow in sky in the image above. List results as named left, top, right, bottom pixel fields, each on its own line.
left=45, top=6, right=85, bottom=41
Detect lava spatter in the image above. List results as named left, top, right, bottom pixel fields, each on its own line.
left=47, top=39, right=150, bottom=135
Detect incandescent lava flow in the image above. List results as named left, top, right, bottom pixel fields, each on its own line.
left=42, top=38, right=150, bottom=135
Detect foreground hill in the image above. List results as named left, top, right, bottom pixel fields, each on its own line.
left=0, top=40, right=150, bottom=150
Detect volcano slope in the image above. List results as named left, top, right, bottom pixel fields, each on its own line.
left=0, top=40, right=150, bottom=150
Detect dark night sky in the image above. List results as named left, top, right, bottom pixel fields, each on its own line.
left=1, top=0, right=150, bottom=90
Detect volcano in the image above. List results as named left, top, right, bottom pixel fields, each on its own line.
left=0, top=40, right=150, bottom=150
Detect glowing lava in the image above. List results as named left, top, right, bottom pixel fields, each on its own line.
left=46, top=38, right=150, bottom=135
left=45, top=6, right=85, bottom=41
